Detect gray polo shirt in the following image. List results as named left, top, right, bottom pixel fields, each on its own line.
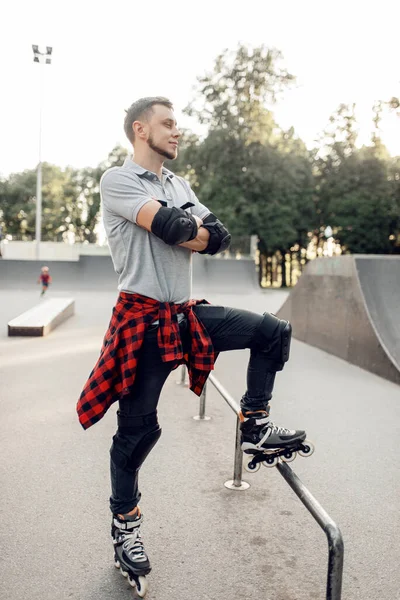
left=101, top=157, right=210, bottom=303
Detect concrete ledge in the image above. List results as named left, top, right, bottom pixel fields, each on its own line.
left=8, top=297, right=75, bottom=337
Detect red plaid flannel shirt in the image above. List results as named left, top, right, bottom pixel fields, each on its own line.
left=76, top=292, right=216, bottom=429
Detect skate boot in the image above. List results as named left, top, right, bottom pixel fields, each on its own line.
left=240, top=409, right=314, bottom=472
left=112, top=507, right=150, bottom=597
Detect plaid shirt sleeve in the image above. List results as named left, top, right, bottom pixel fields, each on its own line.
left=76, top=293, right=216, bottom=430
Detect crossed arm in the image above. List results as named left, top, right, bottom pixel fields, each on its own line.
left=136, top=200, right=210, bottom=252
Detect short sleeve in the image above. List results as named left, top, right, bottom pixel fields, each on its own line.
left=100, top=169, right=153, bottom=224
left=179, top=178, right=210, bottom=220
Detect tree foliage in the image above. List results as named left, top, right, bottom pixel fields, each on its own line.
left=186, top=44, right=294, bottom=144
left=315, top=105, right=398, bottom=254
left=178, top=44, right=315, bottom=262
left=1, top=43, right=399, bottom=271
left=0, top=145, right=127, bottom=243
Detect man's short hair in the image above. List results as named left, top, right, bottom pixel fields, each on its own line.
left=124, top=97, right=173, bottom=144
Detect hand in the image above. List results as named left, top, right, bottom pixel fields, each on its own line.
left=179, top=222, right=210, bottom=252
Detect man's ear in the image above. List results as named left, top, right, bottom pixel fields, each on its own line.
left=133, top=120, right=148, bottom=140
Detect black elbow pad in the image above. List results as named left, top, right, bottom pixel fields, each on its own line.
left=198, top=213, right=231, bottom=255
left=151, top=206, right=198, bottom=245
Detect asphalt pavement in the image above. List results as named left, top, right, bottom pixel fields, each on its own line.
left=1, top=287, right=399, bottom=600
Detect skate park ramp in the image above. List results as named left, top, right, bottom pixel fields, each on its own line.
left=277, top=255, right=400, bottom=385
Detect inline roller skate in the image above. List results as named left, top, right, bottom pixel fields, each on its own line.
left=112, top=507, right=150, bottom=597
left=240, top=410, right=314, bottom=472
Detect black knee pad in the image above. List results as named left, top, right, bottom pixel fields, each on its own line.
left=110, top=412, right=162, bottom=474
left=257, top=312, right=281, bottom=340
left=253, top=313, right=292, bottom=368
left=126, top=426, right=161, bottom=472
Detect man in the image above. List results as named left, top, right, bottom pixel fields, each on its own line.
left=77, top=97, right=309, bottom=594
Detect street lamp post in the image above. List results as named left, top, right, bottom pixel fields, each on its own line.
left=32, top=45, right=52, bottom=261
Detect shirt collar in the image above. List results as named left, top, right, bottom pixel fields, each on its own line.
left=124, top=157, right=174, bottom=180
left=162, top=166, right=175, bottom=180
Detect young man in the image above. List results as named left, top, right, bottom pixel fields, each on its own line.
left=77, top=97, right=308, bottom=593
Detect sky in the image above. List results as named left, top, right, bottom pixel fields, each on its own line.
left=1, top=0, right=400, bottom=178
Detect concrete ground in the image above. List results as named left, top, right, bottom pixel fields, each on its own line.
left=0, top=287, right=399, bottom=600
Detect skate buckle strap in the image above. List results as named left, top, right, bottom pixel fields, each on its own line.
left=113, top=515, right=142, bottom=530
left=240, top=410, right=270, bottom=426
left=255, top=415, right=270, bottom=426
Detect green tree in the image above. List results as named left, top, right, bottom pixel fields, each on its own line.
left=332, top=153, right=395, bottom=254
left=179, top=44, right=315, bottom=283
left=70, top=144, right=128, bottom=243
left=0, top=164, right=78, bottom=241
left=315, top=103, right=398, bottom=254
left=0, top=145, right=128, bottom=243
left=177, top=126, right=314, bottom=284
left=0, top=170, right=37, bottom=239
left=385, top=155, right=400, bottom=253
left=185, top=43, right=294, bottom=143
left=235, top=140, right=314, bottom=285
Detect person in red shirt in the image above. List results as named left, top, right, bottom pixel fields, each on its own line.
left=38, top=266, right=51, bottom=296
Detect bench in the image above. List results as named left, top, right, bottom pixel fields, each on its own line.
left=8, top=297, right=75, bottom=337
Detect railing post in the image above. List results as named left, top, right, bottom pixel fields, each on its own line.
left=193, top=382, right=211, bottom=421
left=276, top=461, right=344, bottom=600
left=176, top=364, right=188, bottom=386
left=224, top=415, right=250, bottom=491
left=325, top=523, right=344, bottom=600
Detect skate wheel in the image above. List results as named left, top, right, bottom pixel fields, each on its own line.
left=128, top=574, right=136, bottom=588
left=120, top=567, right=129, bottom=578
left=136, top=575, right=148, bottom=597
left=281, top=450, right=296, bottom=463
left=114, top=559, right=120, bottom=569
left=262, top=453, right=278, bottom=468
left=244, top=459, right=260, bottom=473
left=298, top=441, right=315, bottom=457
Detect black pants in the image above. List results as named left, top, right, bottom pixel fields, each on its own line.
left=110, top=304, right=284, bottom=514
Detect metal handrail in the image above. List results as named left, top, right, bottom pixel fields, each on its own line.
left=208, top=374, right=248, bottom=490
left=178, top=365, right=344, bottom=599
left=276, top=462, right=344, bottom=600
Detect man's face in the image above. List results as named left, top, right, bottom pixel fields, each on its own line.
left=145, top=105, right=181, bottom=160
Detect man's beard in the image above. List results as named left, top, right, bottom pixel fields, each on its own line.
left=147, top=134, right=176, bottom=160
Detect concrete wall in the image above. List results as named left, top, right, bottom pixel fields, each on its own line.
left=0, top=255, right=118, bottom=290
left=0, top=241, right=110, bottom=261
left=192, top=255, right=259, bottom=294
left=0, top=254, right=259, bottom=294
